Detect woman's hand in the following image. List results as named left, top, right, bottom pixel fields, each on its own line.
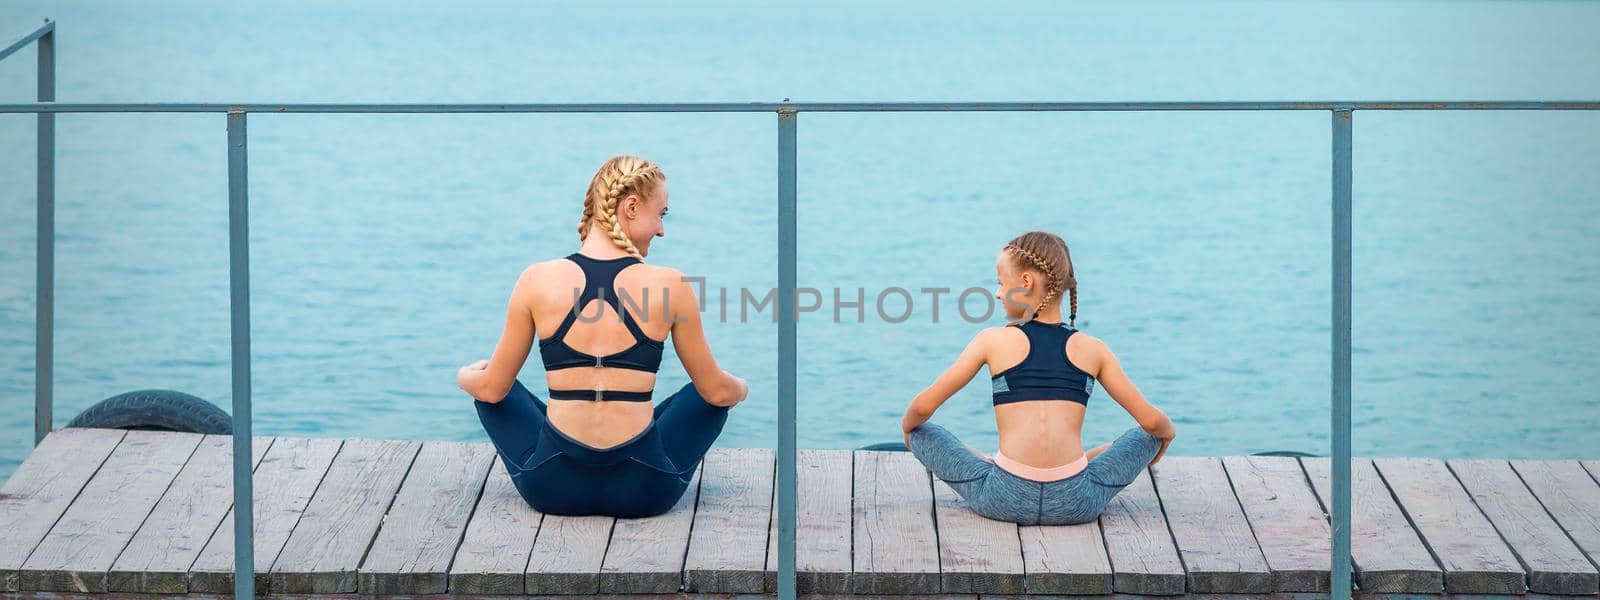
left=900, top=407, right=929, bottom=450
left=456, top=359, right=490, bottom=394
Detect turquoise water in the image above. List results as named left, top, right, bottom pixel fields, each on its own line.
left=2, top=1, right=1598, bottom=480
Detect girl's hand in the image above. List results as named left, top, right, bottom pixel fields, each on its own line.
left=1148, top=419, right=1176, bottom=464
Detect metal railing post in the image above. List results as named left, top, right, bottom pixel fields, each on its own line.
left=34, top=23, right=54, bottom=445
left=776, top=107, right=798, bottom=600
left=1331, top=108, right=1354, bottom=600
left=227, top=109, right=256, bottom=600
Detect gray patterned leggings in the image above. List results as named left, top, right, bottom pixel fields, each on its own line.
left=907, top=422, right=1162, bottom=525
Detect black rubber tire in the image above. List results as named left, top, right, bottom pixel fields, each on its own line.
left=66, top=389, right=233, bottom=434
left=1252, top=450, right=1319, bottom=457
left=858, top=441, right=910, bottom=452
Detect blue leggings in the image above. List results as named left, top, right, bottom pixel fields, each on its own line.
left=908, top=422, right=1162, bottom=525
left=474, top=379, right=728, bottom=518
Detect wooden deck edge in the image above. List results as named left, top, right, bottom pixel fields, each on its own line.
left=1357, top=568, right=1444, bottom=594
left=356, top=571, right=448, bottom=596
left=1186, top=569, right=1275, bottom=595
left=847, top=571, right=942, bottom=595
left=1442, top=569, right=1527, bottom=596
left=941, top=571, right=1027, bottom=595
left=1114, top=571, right=1189, bottom=596
left=1024, top=571, right=1115, bottom=595
left=16, top=569, right=106, bottom=594
left=762, top=570, right=854, bottom=594
left=683, top=568, right=765, bottom=593
left=1269, top=569, right=1332, bottom=594
left=595, top=570, right=683, bottom=594
left=102, top=569, right=188, bottom=595
left=268, top=570, right=360, bottom=595
left=445, top=572, right=524, bottom=595
left=5, top=593, right=1600, bottom=599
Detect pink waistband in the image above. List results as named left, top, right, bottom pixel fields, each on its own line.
left=994, top=450, right=1088, bottom=482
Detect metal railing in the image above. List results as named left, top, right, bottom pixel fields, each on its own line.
left=3, top=19, right=54, bottom=446
left=7, top=19, right=1600, bottom=600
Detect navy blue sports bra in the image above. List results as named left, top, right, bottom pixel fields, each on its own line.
left=538, top=253, right=665, bottom=402
left=991, top=319, right=1096, bottom=406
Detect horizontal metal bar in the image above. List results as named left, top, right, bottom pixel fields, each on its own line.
left=0, top=20, right=54, bottom=63
left=0, top=100, right=1599, bottom=114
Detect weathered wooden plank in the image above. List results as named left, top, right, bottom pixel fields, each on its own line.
left=1302, top=457, right=1442, bottom=593
left=1374, top=457, right=1524, bottom=594
left=187, top=437, right=342, bottom=593
left=0, top=428, right=126, bottom=592
left=764, top=449, right=853, bottom=594
left=525, top=513, right=613, bottom=594
left=685, top=448, right=774, bottom=593
left=105, top=435, right=273, bottom=593
left=1150, top=456, right=1272, bottom=594
left=851, top=450, right=939, bottom=594
left=19, top=430, right=202, bottom=592
left=598, top=468, right=702, bottom=594
left=1222, top=455, right=1332, bottom=592
left=1099, top=466, right=1185, bottom=595
left=358, top=441, right=495, bottom=595
left=933, top=479, right=1024, bottom=594
left=448, top=457, right=542, bottom=595
left=1019, top=519, right=1113, bottom=595
left=1510, top=460, right=1600, bottom=574
left=1449, top=459, right=1599, bottom=594
left=1101, top=466, right=1187, bottom=596
left=266, top=438, right=420, bottom=594
left=1584, top=460, right=1600, bottom=484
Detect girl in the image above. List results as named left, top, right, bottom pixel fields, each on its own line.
left=901, top=231, right=1175, bottom=525
left=457, top=155, right=748, bottom=518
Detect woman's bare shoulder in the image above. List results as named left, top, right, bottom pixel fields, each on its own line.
left=512, top=259, right=582, bottom=303
left=517, top=258, right=574, bottom=283
left=619, top=262, right=691, bottom=292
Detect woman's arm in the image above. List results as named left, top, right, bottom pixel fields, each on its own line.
left=458, top=267, right=538, bottom=403
left=1082, top=335, right=1176, bottom=462
left=901, top=328, right=995, bottom=439
left=666, top=272, right=747, bottom=407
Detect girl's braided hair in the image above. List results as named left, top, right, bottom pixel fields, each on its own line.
left=1003, top=231, right=1078, bottom=326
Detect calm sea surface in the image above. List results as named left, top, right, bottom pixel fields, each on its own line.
left=2, top=0, right=1598, bottom=479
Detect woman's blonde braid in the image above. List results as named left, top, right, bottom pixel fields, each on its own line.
left=576, top=198, right=597, bottom=241
left=596, top=166, right=647, bottom=259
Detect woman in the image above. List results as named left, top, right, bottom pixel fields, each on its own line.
left=900, top=231, right=1176, bottom=525
left=457, top=155, right=748, bottom=518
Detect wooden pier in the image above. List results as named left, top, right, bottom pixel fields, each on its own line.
left=1, top=427, right=1598, bottom=597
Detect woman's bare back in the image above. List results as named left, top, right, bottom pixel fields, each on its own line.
left=524, top=256, right=680, bottom=447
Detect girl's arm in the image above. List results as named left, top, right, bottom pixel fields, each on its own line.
left=1083, top=335, right=1176, bottom=462
left=458, top=267, right=538, bottom=403
left=666, top=270, right=748, bottom=407
left=901, top=328, right=996, bottom=438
